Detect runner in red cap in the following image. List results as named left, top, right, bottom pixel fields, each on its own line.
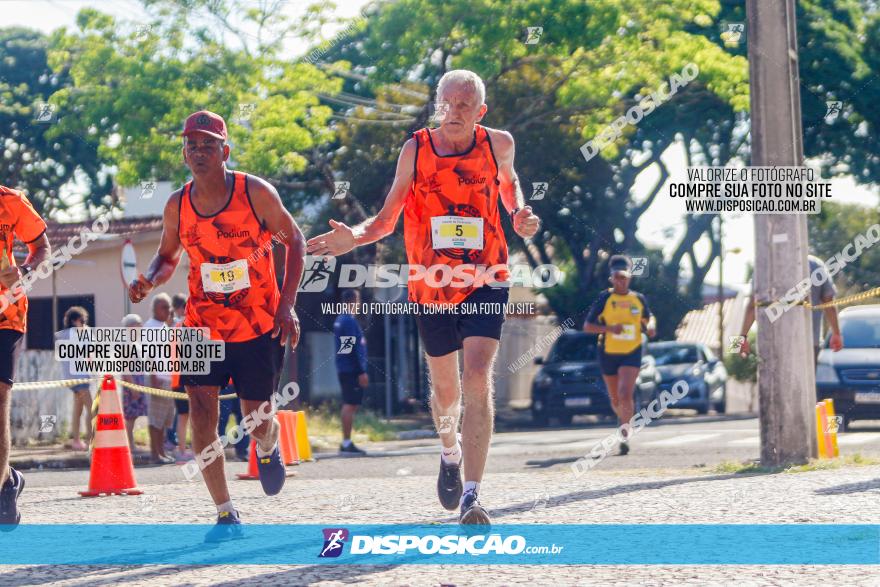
left=129, top=109, right=306, bottom=542
left=181, top=110, right=227, bottom=141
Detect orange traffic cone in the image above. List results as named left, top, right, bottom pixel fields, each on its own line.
left=278, top=410, right=299, bottom=465
left=79, top=375, right=142, bottom=497
left=236, top=440, right=260, bottom=480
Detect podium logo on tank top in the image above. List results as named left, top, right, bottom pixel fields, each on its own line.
left=216, top=228, right=251, bottom=239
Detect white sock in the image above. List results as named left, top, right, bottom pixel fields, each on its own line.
left=255, top=419, right=279, bottom=457
left=217, top=500, right=235, bottom=515
left=342, top=439, right=353, bottom=448
left=441, top=442, right=461, bottom=465
left=463, top=481, right=480, bottom=495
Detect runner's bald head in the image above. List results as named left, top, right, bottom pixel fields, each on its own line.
left=437, top=70, right=486, bottom=105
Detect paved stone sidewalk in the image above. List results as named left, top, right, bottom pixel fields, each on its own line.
left=2, top=464, right=880, bottom=585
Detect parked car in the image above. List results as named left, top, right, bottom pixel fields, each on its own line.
left=646, top=341, right=728, bottom=414
left=530, top=331, right=660, bottom=427
left=816, top=304, right=880, bottom=431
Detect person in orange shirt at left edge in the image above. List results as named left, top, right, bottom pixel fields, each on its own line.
left=0, top=185, right=50, bottom=530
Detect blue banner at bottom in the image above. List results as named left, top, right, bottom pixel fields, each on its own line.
left=0, top=525, right=877, bottom=565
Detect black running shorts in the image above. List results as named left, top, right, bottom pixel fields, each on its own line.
left=182, top=331, right=283, bottom=401
left=598, top=346, right=643, bottom=376
left=0, top=329, right=23, bottom=385
left=174, top=386, right=189, bottom=415
left=414, top=287, right=509, bottom=357
left=338, top=372, right=364, bottom=406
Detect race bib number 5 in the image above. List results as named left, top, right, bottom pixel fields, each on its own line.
left=201, top=259, right=251, bottom=294
left=431, top=216, right=484, bottom=250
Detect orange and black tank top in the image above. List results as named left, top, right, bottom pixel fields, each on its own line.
left=0, top=186, right=47, bottom=334
left=404, top=125, right=509, bottom=305
left=178, top=171, right=279, bottom=342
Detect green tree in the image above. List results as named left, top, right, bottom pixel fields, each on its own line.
left=808, top=201, right=880, bottom=296
left=0, top=27, right=110, bottom=216
left=311, top=0, right=748, bottom=336
left=46, top=6, right=340, bottom=201
left=313, top=0, right=880, bottom=336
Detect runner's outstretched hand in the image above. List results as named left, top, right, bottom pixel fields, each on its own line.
left=306, top=219, right=356, bottom=257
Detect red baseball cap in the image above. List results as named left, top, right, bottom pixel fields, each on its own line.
left=181, top=110, right=227, bottom=140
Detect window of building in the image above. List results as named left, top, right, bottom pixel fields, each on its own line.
left=26, top=295, right=96, bottom=350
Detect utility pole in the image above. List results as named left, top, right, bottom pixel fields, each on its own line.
left=747, top=0, right=816, bottom=465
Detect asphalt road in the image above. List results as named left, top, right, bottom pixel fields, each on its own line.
left=23, top=413, right=880, bottom=489
left=7, top=413, right=880, bottom=586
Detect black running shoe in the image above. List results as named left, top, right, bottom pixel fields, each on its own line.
left=619, top=440, right=630, bottom=456
left=339, top=442, right=367, bottom=456
left=256, top=445, right=286, bottom=496
left=0, top=468, right=24, bottom=531
left=437, top=457, right=463, bottom=511
left=459, top=491, right=491, bottom=526
left=204, top=510, right=244, bottom=543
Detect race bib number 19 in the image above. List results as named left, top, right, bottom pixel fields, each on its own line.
left=201, top=259, right=251, bottom=294
left=431, top=216, right=484, bottom=250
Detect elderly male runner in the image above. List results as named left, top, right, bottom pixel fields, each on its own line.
left=308, top=70, right=540, bottom=525
left=0, top=185, right=50, bottom=529
left=129, top=111, right=305, bottom=541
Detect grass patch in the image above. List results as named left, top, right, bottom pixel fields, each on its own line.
left=305, top=403, right=406, bottom=451
left=709, top=453, right=880, bottom=475
left=711, top=460, right=770, bottom=475
left=784, top=453, right=880, bottom=473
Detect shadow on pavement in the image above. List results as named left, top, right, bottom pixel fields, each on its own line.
left=214, top=564, right=399, bottom=586
left=813, top=478, right=880, bottom=496
left=524, top=456, right=581, bottom=468
left=0, top=565, right=202, bottom=586
left=481, top=472, right=757, bottom=521
left=0, top=560, right=396, bottom=585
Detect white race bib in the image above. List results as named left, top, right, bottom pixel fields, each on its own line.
left=200, top=259, right=251, bottom=294
left=609, top=324, right=637, bottom=341
left=430, top=216, right=484, bottom=250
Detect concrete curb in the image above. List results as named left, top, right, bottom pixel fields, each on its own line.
left=9, top=448, right=248, bottom=472
left=10, top=453, right=152, bottom=471
left=395, top=429, right=437, bottom=440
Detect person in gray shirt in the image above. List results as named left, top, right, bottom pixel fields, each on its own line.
left=739, top=254, right=843, bottom=362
